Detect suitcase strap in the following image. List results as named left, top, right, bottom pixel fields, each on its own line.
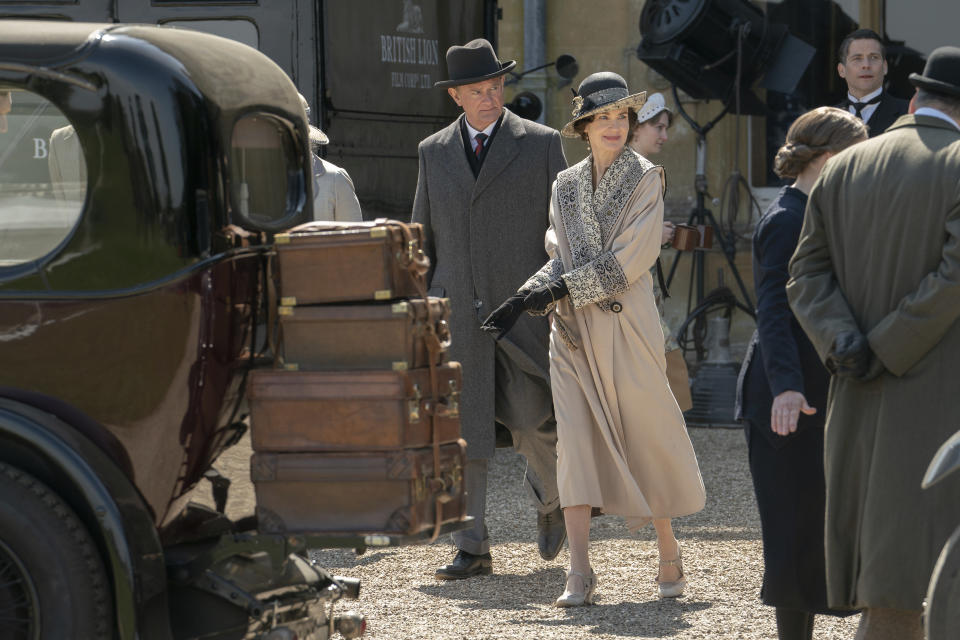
left=374, top=218, right=430, bottom=297
left=266, top=253, right=280, bottom=366
left=423, top=310, right=460, bottom=542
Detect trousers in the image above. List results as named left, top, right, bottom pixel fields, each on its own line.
left=452, top=344, right=560, bottom=555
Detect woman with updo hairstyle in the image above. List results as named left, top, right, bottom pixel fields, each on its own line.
left=737, top=106, right=867, bottom=640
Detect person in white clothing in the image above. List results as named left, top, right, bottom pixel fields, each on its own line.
left=299, top=94, right=362, bottom=222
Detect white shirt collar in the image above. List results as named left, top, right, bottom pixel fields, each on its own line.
left=913, top=107, right=960, bottom=131
left=846, top=86, right=883, bottom=123
left=464, top=115, right=498, bottom=145
left=847, top=86, right=883, bottom=105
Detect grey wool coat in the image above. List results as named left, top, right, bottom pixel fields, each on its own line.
left=411, top=108, right=567, bottom=459
left=786, top=114, right=960, bottom=611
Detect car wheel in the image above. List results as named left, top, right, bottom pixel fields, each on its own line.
left=926, top=525, right=960, bottom=640
left=0, top=462, right=113, bottom=640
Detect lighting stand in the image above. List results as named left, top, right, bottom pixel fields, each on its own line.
left=664, top=84, right=755, bottom=362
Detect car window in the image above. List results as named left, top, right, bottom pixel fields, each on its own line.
left=0, top=88, right=85, bottom=267
left=230, top=113, right=302, bottom=230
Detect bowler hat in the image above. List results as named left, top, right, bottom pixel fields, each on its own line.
left=909, top=46, right=960, bottom=98
left=561, top=72, right=647, bottom=138
left=434, top=38, right=516, bottom=88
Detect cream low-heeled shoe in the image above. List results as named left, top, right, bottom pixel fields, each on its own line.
left=657, top=548, right=686, bottom=598
left=554, top=569, right=598, bottom=607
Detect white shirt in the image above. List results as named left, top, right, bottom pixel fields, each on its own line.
left=846, top=86, right=883, bottom=123
left=914, top=106, right=960, bottom=131
left=464, top=116, right=498, bottom=153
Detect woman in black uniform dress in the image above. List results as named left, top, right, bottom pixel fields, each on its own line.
left=737, top=106, right=867, bottom=640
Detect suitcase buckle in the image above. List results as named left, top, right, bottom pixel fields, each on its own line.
left=447, top=463, right=462, bottom=493
left=408, top=384, right=422, bottom=423
left=445, top=379, right=460, bottom=417
left=414, top=474, right=427, bottom=502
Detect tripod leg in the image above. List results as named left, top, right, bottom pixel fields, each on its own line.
left=664, top=207, right=700, bottom=288
left=702, top=209, right=755, bottom=316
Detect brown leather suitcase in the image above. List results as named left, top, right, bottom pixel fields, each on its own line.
left=671, top=223, right=714, bottom=251
left=279, top=297, right=451, bottom=371
left=274, top=219, right=429, bottom=304
left=251, top=440, right=467, bottom=536
left=247, top=364, right=462, bottom=451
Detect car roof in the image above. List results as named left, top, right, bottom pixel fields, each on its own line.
left=0, top=20, right=299, bottom=114
left=0, top=20, right=114, bottom=64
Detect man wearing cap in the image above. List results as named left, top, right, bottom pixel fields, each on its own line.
left=833, top=28, right=908, bottom=137
left=412, top=38, right=567, bottom=579
left=299, top=93, right=362, bottom=222
left=787, top=46, right=960, bottom=639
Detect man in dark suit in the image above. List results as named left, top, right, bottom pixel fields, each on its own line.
left=834, top=29, right=908, bottom=137
left=412, top=39, right=567, bottom=579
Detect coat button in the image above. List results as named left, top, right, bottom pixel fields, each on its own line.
left=611, top=302, right=623, bottom=313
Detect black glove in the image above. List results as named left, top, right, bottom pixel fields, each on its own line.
left=521, top=278, right=569, bottom=314
left=827, top=330, right=884, bottom=381
left=481, top=292, right=527, bottom=340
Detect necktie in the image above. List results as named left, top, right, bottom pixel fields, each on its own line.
left=474, top=132, right=487, bottom=158
left=848, top=93, right=883, bottom=119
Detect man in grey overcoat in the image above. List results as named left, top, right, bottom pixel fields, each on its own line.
left=787, top=46, right=960, bottom=640
left=412, top=38, right=567, bottom=579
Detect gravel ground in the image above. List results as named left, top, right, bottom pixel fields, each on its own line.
left=202, top=427, right=861, bottom=639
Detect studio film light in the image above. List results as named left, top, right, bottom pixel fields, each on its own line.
left=637, top=0, right=815, bottom=114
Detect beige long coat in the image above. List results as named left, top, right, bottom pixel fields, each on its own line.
left=787, top=114, right=960, bottom=610
left=523, top=148, right=705, bottom=530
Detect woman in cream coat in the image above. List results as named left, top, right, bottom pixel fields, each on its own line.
left=483, top=72, right=704, bottom=606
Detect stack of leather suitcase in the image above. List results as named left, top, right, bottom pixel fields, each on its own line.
left=247, top=219, right=467, bottom=541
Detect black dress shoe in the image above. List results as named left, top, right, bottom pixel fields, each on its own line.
left=537, top=506, right=566, bottom=560
left=435, top=550, right=492, bottom=580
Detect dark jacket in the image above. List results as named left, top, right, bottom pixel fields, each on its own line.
left=738, top=186, right=829, bottom=446
left=834, top=91, right=909, bottom=137
left=737, top=186, right=839, bottom=614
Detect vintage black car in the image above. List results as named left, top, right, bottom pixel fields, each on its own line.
left=0, top=20, right=365, bottom=640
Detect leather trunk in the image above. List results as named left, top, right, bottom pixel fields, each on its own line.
left=274, top=219, right=428, bottom=304
left=279, top=297, right=451, bottom=371
left=251, top=441, right=467, bottom=535
left=247, top=364, right=462, bottom=451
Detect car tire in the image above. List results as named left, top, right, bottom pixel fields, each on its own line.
left=0, top=462, right=113, bottom=640
left=926, top=524, right=960, bottom=640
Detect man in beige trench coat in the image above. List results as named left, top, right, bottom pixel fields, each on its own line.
left=787, top=46, right=960, bottom=639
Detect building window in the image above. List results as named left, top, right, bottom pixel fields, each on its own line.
left=162, top=19, right=259, bottom=49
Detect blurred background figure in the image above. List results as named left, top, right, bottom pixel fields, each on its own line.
left=629, top=91, right=672, bottom=158
left=48, top=124, right=86, bottom=202
left=628, top=92, right=692, bottom=412
left=0, top=90, right=10, bottom=133
left=834, top=29, right=908, bottom=137
left=299, top=93, right=362, bottom=222
left=737, top=106, right=867, bottom=640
